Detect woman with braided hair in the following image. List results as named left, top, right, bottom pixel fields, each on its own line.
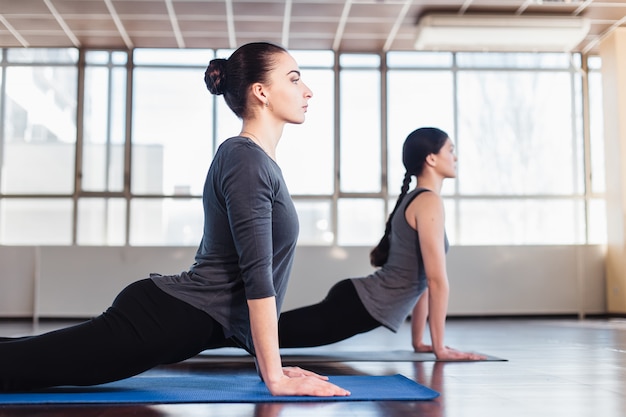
left=279, top=127, right=484, bottom=360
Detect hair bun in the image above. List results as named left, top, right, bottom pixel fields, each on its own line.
left=204, top=58, right=228, bottom=95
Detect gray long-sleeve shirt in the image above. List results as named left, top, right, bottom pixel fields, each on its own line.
left=153, top=136, right=299, bottom=353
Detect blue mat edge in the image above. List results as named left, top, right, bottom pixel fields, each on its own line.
left=0, top=374, right=440, bottom=405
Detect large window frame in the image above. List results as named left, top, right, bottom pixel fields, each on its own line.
left=0, top=47, right=606, bottom=246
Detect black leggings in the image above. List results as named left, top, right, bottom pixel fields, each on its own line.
left=0, top=279, right=226, bottom=392
left=278, top=279, right=381, bottom=348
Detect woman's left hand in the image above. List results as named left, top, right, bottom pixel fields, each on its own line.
left=413, top=342, right=433, bottom=352
left=435, top=346, right=486, bottom=361
left=265, top=367, right=351, bottom=396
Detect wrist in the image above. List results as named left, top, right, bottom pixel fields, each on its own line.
left=265, top=369, right=285, bottom=382
left=266, top=372, right=297, bottom=396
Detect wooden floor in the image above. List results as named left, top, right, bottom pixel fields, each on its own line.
left=0, top=317, right=625, bottom=417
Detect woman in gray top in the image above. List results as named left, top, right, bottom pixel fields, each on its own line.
left=0, top=42, right=349, bottom=397
left=279, top=127, right=484, bottom=361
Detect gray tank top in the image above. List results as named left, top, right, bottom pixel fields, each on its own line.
left=351, top=187, right=449, bottom=332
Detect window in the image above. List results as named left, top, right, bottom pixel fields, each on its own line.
left=131, top=49, right=214, bottom=197
left=280, top=68, right=335, bottom=196
left=1, top=49, right=78, bottom=245
left=2, top=49, right=77, bottom=195
left=1, top=199, right=73, bottom=245
left=279, top=51, right=335, bottom=245
left=456, top=70, right=580, bottom=196
left=0, top=47, right=606, bottom=247
left=77, top=198, right=126, bottom=245
left=387, top=52, right=455, bottom=197
left=453, top=53, right=586, bottom=244
left=82, top=51, right=127, bottom=193
left=339, top=54, right=381, bottom=194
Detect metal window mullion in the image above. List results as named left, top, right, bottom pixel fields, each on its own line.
left=101, top=55, right=117, bottom=243
left=104, top=56, right=114, bottom=195
left=569, top=53, right=586, bottom=244
left=452, top=52, right=461, bottom=244
left=211, top=86, right=218, bottom=156
left=124, top=49, right=134, bottom=246
left=380, top=51, right=389, bottom=220
left=0, top=50, right=5, bottom=189
left=332, top=50, right=340, bottom=247
left=0, top=49, right=5, bottom=242
left=73, top=48, right=87, bottom=245
left=581, top=54, right=593, bottom=244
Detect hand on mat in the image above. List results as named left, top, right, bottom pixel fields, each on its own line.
left=435, top=346, right=487, bottom=361
left=414, top=342, right=455, bottom=353
left=266, top=367, right=351, bottom=397
left=282, top=366, right=327, bottom=379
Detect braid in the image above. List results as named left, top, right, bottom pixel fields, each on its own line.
left=369, top=172, right=413, bottom=267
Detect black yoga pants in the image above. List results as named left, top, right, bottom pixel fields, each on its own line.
left=0, top=278, right=226, bottom=392
left=278, top=279, right=381, bottom=348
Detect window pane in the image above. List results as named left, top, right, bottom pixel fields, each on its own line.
left=0, top=199, right=72, bottom=244
left=82, top=64, right=126, bottom=192
left=457, top=70, right=579, bottom=195
left=588, top=56, right=601, bottom=70
left=443, top=198, right=457, bottom=245
left=387, top=51, right=453, bottom=68
left=589, top=71, right=605, bottom=194
left=216, top=98, right=242, bottom=146
left=280, top=69, right=334, bottom=195
left=588, top=198, right=606, bottom=244
left=133, top=48, right=213, bottom=66
left=112, top=51, right=127, bottom=65
left=290, top=50, right=334, bottom=68
left=340, top=54, right=380, bottom=68
left=85, top=51, right=110, bottom=65
left=340, top=70, right=381, bottom=192
left=129, top=198, right=203, bottom=246
left=337, top=199, right=385, bottom=245
left=3, top=66, right=77, bottom=194
left=457, top=199, right=585, bottom=245
left=294, top=200, right=333, bottom=245
left=456, top=52, right=571, bottom=69
left=132, top=67, right=213, bottom=196
left=77, top=198, right=126, bottom=245
left=387, top=70, right=454, bottom=195
left=7, top=48, right=78, bottom=64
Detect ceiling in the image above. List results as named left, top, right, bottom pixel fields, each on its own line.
left=1, top=0, right=625, bottom=54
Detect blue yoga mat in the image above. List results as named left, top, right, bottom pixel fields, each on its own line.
left=0, top=373, right=439, bottom=404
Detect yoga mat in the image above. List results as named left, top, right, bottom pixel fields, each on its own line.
left=198, top=348, right=506, bottom=362
left=0, top=373, right=439, bottom=404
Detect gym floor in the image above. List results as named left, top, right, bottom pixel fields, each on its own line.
left=0, top=316, right=624, bottom=417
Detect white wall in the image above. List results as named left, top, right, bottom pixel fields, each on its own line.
left=0, top=245, right=606, bottom=319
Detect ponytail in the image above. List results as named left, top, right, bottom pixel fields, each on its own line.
left=370, top=127, right=449, bottom=267
left=369, top=172, right=412, bottom=267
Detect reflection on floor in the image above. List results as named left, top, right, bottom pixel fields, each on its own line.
left=0, top=317, right=625, bottom=417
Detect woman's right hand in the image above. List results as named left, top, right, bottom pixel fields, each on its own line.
left=435, top=346, right=486, bottom=361
left=266, top=369, right=351, bottom=397
left=246, top=298, right=350, bottom=397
